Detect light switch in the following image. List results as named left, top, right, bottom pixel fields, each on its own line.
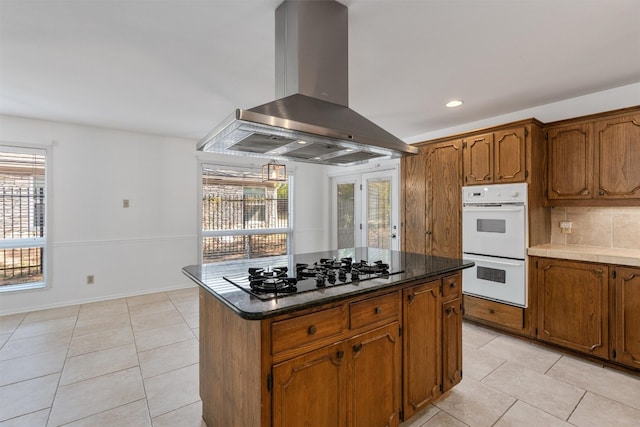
left=123, top=199, right=130, bottom=208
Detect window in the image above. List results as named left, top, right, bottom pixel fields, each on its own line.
left=0, top=145, right=48, bottom=291
left=201, top=165, right=291, bottom=263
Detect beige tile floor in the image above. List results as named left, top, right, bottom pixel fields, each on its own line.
left=1, top=287, right=639, bottom=426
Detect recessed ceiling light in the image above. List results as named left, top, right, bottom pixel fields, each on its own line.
left=446, top=100, right=463, bottom=108
left=297, top=140, right=307, bottom=144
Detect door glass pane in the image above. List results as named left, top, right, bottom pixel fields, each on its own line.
left=336, top=183, right=355, bottom=249
left=367, top=179, right=391, bottom=249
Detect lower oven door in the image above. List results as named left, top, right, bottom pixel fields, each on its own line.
left=462, top=253, right=526, bottom=307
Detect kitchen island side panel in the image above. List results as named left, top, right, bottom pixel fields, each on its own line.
left=200, top=288, right=266, bottom=426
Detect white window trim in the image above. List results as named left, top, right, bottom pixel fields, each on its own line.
left=0, top=141, right=52, bottom=293
left=198, top=160, right=295, bottom=263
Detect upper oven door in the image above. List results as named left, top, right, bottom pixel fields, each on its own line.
left=462, top=203, right=526, bottom=259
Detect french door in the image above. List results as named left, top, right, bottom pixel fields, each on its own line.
left=331, top=169, right=399, bottom=250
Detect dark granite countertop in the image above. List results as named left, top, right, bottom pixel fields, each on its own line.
left=182, top=247, right=474, bottom=320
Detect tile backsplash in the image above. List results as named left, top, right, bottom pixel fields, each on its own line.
left=550, top=207, right=640, bottom=249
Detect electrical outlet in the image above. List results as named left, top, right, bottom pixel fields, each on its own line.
left=560, top=221, right=572, bottom=234
left=87, top=275, right=94, bottom=285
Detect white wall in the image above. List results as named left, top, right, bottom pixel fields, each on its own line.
left=0, top=115, right=328, bottom=314
left=406, top=83, right=640, bottom=143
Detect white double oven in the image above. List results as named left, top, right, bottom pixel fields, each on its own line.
left=462, top=183, right=528, bottom=307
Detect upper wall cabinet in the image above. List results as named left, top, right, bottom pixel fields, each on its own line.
left=594, top=113, right=640, bottom=200
left=463, top=127, right=527, bottom=185
left=545, top=108, right=640, bottom=206
left=546, top=123, right=594, bottom=200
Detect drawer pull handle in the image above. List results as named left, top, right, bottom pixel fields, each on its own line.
left=307, top=325, right=317, bottom=335
left=488, top=309, right=495, bottom=314
left=353, top=343, right=363, bottom=352
left=375, top=307, right=382, bottom=314
left=336, top=350, right=344, bottom=359
left=449, top=282, right=456, bottom=288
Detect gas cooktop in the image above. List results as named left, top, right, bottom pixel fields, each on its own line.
left=223, top=256, right=404, bottom=300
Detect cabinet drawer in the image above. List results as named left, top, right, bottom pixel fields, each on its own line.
left=350, top=291, right=400, bottom=330
left=272, top=306, right=347, bottom=355
left=464, top=295, right=523, bottom=331
left=443, top=273, right=462, bottom=302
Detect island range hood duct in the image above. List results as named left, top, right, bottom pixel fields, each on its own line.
left=197, top=0, right=418, bottom=165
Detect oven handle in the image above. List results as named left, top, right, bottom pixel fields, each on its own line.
left=463, top=255, right=524, bottom=267
left=462, top=207, right=524, bottom=212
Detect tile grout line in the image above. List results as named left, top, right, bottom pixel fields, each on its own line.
left=127, top=294, right=154, bottom=426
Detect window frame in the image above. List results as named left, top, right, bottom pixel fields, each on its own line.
left=198, top=161, right=294, bottom=264
left=0, top=142, right=52, bottom=293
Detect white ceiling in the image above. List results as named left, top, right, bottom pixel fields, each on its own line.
left=1, top=0, right=639, bottom=142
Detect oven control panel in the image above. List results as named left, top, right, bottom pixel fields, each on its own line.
left=463, top=183, right=528, bottom=204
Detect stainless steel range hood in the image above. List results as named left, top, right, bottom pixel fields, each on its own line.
left=197, top=0, right=418, bottom=165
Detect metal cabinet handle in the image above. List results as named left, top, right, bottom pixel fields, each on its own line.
left=445, top=307, right=454, bottom=315
left=336, top=350, right=344, bottom=359
left=425, top=230, right=432, bottom=235
left=408, top=294, right=415, bottom=302
left=488, top=309, right=495, bottom=314
left=449, top=282, right=456, bottom=288
left=375, top=306, right=382, bottom=314
left=353, top=343, right=363, bottom=352
left=307, top=325, right=317, bottom=335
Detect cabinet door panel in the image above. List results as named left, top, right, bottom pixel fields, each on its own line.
left=494, top=128, right=526, bottom=183
left=463, top=133, right=494, bottom=185
left=273, top=342, right=347, bottom=427
left=402, top=149, right=427, bottom=254
left=537, top=259, right=608, bottom=358
left=614, top=267, right=640, bottom=368
left=442, top=298, right=462, bottom=392
left=427, top=140, right=462, bottom=258
left=403, top=281, right=441, bottom=419
left=350, top=323, right=401, bottom=427
left=595, top=114, right=640, bottom=199
left=547, top=124, right=594, bottom=199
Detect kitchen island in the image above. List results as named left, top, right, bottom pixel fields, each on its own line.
left=183, top=247, right=473, bottom=427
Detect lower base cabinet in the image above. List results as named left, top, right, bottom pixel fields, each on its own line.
left=200, top=271, right=464, bottom=427
left=613, top=267, right=640, bottom=369
left=402, top=280, right=441, bottom=419
left=272, top=342, right=346, bottom=427
left=442, top=297, right=463, bottom=392
left=528, top=258, right=640, bottom=371
left=272, top=323, right=401, bottom=427
left=535, top=258, right=609, bottom=359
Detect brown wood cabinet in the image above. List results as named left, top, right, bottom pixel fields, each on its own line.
left=402, top=147, right=427, bottom=255
left=535, top=258, right=609, bottom=359
left=401, top=272, right=463, bottom=418
left=272, top=342, right=347, bottom=427
left=402, top=280, right=441, bottom=419
left=612, top=267, right=640, bottom=369
left=349, top=323, right=402, bottom=427
left=545, top=107, right=640, bottom=205
left=442, top=273, right=463, bottom=393
left=463, top=127, right=527, bottom=185
left=200, top=271, right=464, bottom=426
left=594, top=113, right=640, bottom=200
left=401, top=140, right=462, bottom=257
left=546, top=123, right=594, bottom=200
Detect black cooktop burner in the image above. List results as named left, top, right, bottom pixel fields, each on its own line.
left=223, top=256, right=401, bottom=300
left=248, top=267, right=298, bottom=293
